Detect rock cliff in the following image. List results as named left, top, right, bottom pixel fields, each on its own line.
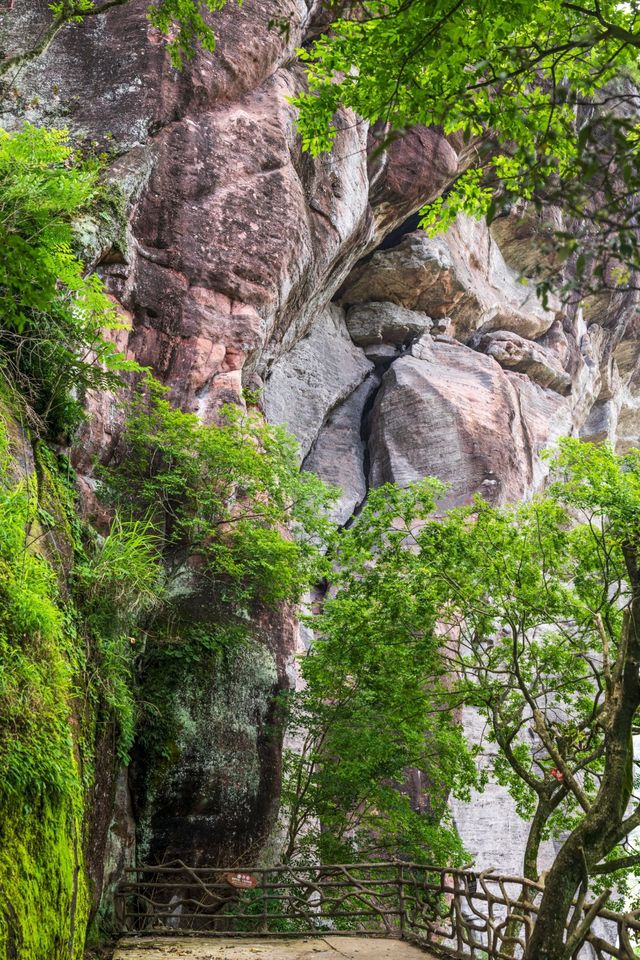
left=2, top=0, right=640, bottom=931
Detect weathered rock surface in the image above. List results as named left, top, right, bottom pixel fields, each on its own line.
left=263, top=305, right=373, bottom=460
left=489, top=201, right=565, bottom=279
left=340, top=216, right=560, bottom=342
left=367, top=124, right=461, bottom=238
left=346, top=301, right=433, bottom=346
left=471, top=328, right=572, bottom=394
left=366, top=343, right=569, bottom=508
left=304, top=375, right=380, bottom=524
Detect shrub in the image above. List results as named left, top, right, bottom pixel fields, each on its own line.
left=0, top=124, right=137, bottom=436
left=101, top=378, right=337, bottom=611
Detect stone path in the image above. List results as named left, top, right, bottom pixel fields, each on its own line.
left=113, top=936, right=436, bottom=959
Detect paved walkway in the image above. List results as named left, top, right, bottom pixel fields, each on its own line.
left=113, top=936, right=435, bottom=959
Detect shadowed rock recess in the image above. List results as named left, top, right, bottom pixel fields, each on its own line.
left=2, top=0, right=640, bottom=953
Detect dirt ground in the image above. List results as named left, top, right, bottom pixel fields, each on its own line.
left=112, top=936, right=436, bottom=959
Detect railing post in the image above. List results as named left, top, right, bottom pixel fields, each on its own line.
left=397, top=862, right=405, bottom=938
left=260, top=869, right=268, bottom=934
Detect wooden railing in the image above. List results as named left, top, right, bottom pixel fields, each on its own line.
left=116, top=861, right=640, bottom=958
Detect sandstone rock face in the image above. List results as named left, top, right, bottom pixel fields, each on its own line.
left=303, top=375, right=380, bottom=524
left=489, top=202, right=565, bottom=279
left=367, top=344, right=568, bottom=508
left=367, top=125, right=461, bottom=238
left=471, top=328, right=572, bottom=394
left=6, top=0, right=640, bottom=904
left=340, top=216, right=560, bottom=342
left=262, top=304, right=373, bottom=459
left=346, top=301, right=433, bottom=346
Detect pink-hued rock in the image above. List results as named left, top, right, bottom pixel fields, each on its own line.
left=471, top=328, right=572, bottom=395
left=3, top=2, right=465, bottom=429
left=368, top=125, right=461, bottom=237
left=263, top=304, right=373, bottom=459
left=367, top=342, right=568, bottom=508
left=5, top=0, right=640, bottom=910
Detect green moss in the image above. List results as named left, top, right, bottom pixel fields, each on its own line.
left=33, top=442, right=78, bottom=576
left=0, top=796, right=89, bottom=960
left=0, top=409, right=92, bottom=959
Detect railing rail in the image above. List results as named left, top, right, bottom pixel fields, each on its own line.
left=116, top=861, right=640, bottom=958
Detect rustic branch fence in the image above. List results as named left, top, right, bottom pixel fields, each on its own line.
left=116, top=861, right=640, bottom=959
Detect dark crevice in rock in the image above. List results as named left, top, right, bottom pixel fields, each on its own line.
left=342, top=353, right=396, bottom=528
left=334, top=212, right=424, bottom=288
left=377, top=211, right=422, bottom=250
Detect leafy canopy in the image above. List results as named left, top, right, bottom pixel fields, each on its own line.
left=283, top=481, right=482, bottom=865
left=294, top=0, right=640, bottom=297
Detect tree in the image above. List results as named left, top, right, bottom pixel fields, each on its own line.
left=289, top=441, right=640, bottom=959
left=294, top=0, right=640, bottom=301
left=426, top=445, right=640, bottom=959
left=282, top=480, right=482, bottom=867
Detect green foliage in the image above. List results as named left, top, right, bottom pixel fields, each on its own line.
left=294, top=0, right=640, bottom=298
left=74, top=517, right=163, bottom=762
left=283, top=480, right=481, bottom=865
left=283, top=439, right=640, bottom=902
left=0, top=398, right=166, bottom=954
left=288, top=439, right=640, bottom=898
left=0, top=124, right=137, bottom=436
left=0, top=435, right=80, bottom=803
left=75, top=517, right=162, bottom=623
left=0, top=404, right=163, bottom=795
left=147, top=0, right=227, bottom=68
left=295, top=0, right=630, bottom=158
left=101, top=378, right=336, bottom=609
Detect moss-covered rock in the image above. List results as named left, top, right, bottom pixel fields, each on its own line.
left=0, top=410, right=93, bottom=959
left=0, top=407, right=132, bottom=959
left=0, top=797, right=89, bottom=960
left=133, top=631, right=281, bottom=866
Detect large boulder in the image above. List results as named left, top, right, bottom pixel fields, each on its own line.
left=346, top=301, right=433, bottom=346
left=471, top=329, right=572, bottom=395
left=367, top=341, right=568, bottom=507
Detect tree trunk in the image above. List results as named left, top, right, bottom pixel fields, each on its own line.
left=523, top=577, right=640, bottom=960
left=523, top=832, right=587, bottom=960
left=502, top=797, right=550, bottom=957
